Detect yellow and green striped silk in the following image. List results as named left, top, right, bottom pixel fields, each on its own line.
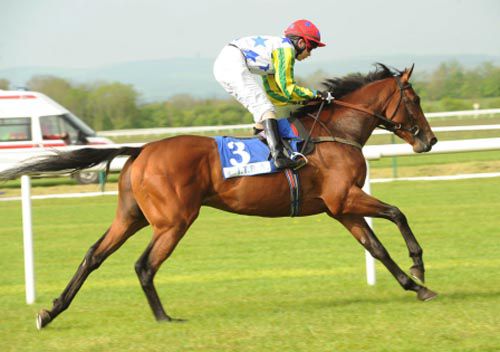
left=262, top=47, right=317, bottom=106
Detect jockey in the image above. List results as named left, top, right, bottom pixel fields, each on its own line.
left=214, top=19, right=332, bottom=170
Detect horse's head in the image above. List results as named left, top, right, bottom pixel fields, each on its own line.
left=385, top=65, right=437, bottom=153
left=296, top=63, right=437, bottom=152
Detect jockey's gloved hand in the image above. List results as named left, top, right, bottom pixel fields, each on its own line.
left=317, top=91, right=334, bottom=103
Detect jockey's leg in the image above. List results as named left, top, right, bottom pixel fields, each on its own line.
left=261, top=112, right=304, bottom=170
left=214, top=45, right=274, bottom=121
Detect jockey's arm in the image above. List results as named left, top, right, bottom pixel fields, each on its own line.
left=268, top=47, right=318, bottom=104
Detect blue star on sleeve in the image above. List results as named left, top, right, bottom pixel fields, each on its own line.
left=252, top=36, right=268, bottom=47
left=258, top=64, right=270, bottom=72
left=242, top=49, right=259, bottom=62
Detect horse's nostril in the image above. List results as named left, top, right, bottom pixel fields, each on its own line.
left=430, top=137, right=438, bottom=146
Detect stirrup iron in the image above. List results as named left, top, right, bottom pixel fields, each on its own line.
left=289, top=152, right=308, bottom=170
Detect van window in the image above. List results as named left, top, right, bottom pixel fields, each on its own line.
left=63, top=113, right=96, bottom=136
left=0, top=117, right=32, bottom=142
left=40, top=115, right=80, bottom=144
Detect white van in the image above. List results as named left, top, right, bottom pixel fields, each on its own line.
left=0, top=90, right=114, bottom=183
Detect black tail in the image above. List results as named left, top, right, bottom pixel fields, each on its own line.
left=0, top=147, right=142, bottom=181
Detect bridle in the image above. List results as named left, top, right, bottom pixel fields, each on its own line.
left=300, top=76, right=420, bottom=152
left=333, top=76, right=420, bottom=135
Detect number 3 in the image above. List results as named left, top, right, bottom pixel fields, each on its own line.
left=227, top=141, right=251, bottom=166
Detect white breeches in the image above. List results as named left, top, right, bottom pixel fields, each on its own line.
left=213, top=45, right=275, bottom=123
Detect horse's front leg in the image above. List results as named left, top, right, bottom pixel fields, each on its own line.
left=341, top=186, right=426, bottom=283
left=332, top=213, right=437, bottom=301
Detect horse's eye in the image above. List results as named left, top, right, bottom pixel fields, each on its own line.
left=413, top=96, right=420, bottom=104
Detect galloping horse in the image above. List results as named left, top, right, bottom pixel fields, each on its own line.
left=0, top=64, right=438, bottom=329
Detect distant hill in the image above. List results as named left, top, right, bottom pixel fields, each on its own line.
left=1, top=54, right=499, bottom=103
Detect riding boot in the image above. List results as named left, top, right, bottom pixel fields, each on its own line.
left=263, top=118, right=304, bottom=170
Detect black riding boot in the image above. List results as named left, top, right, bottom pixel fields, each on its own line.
left=263, top=118, right=303, bottom=170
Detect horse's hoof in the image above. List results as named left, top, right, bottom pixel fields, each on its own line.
left=417, top=287, right=438, bottom=302
left=36, top=309, right=51, bottom=330
left=410, top=265, right=425, bottom=284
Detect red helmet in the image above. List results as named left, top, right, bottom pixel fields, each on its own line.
left=284, top=19, right=326, bottom=49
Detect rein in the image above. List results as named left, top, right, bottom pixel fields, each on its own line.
left=333, top=78, right=419, bottom=134
left=299, top=101, right=363, bottom=152
left=299, top=76, right=419, bottom=152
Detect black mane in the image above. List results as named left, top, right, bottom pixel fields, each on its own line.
left=322, top=63, right=401, bottom=98
left=292, top=63, right=402, bottom=117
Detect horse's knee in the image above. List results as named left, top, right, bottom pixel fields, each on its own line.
left=82, top=247, right=104, bottom=271
left=386, top=206, right=407, bottom=225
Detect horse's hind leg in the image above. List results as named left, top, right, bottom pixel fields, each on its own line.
left=36, top=195, right=148, bottom=329
left=133, top=184, right=201, bottom=321
left=134, top=221, right=196, bottom=322
left=334, top=213, right=437, bottom=301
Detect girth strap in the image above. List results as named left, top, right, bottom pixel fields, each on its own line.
left=283, top=168, right=300, bottom=217
left=312, top=136, right=363, bottom=150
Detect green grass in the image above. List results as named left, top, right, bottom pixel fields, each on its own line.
left=1, top=177, right=499, bottom=351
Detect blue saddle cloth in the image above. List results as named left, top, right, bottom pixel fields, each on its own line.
left=215, top=119, right=302, bottom=179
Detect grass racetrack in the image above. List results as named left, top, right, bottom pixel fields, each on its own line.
left=1, top=177, right=499, bottom=351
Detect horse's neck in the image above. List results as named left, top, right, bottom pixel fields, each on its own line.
left=326, top=79, right=394, bottom=146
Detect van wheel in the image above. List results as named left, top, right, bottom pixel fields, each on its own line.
left=74, top=171, right=100, bottom=184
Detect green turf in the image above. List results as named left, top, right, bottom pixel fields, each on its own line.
left=0, top=178, right=499, bottom=351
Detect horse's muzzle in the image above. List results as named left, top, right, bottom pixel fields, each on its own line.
left=414, top=135, right=437, bottom=153
left=423, top=136, right=438, bottom=152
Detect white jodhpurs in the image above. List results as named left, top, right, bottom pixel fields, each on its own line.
left=213, top=45, right=275, bottom=123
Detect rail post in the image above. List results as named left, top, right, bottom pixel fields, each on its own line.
left=21, top=175, right=35, bottom=304
left=362, top=161, right=376, bottom=285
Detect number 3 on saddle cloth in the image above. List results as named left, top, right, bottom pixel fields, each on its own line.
left=215, top=119, right=304, bottom=179
left=215, top=118, right=306, bottom=216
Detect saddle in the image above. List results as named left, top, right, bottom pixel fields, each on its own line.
left=254, top=116, right=316, bottom=157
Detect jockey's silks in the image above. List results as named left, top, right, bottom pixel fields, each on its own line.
left=230, top=36, right=317, bottom=106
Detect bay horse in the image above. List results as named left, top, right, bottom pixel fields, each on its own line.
left=0, top=64, right=438, bottom=329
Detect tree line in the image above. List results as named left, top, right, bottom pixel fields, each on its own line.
left=1, top=61, right=499, bottom=131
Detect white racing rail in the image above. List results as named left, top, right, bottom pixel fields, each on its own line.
left=97, top=108, right=500, bottom=138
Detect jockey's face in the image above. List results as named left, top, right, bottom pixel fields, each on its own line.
left=296, top=38, right=313, bottom=61
left=297, top=47, right=311, bottom=61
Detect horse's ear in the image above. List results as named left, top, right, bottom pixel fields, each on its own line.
left=401, top=63, right=415, bottom=82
